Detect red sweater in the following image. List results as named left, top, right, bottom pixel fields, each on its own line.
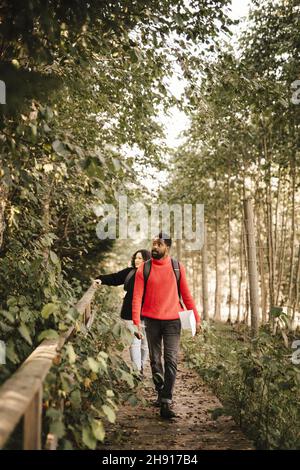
left=132, top=256, right=201, bottom=325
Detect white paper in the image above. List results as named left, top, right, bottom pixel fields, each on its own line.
left=179, top=310, right=196, bottom=336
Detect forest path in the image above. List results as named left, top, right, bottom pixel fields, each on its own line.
left=98, top=353, right=254, bottom=450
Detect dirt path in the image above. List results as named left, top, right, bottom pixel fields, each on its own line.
left=99, top=355, right=254, bottom=450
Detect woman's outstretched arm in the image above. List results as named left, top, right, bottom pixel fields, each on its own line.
left=96, top=267, right=132, bottom=286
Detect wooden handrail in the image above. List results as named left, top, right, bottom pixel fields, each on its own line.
left=0, top=284, right=98, bottom=450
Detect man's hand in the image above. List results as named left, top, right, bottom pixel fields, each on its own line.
left=92, top=279, right=102, bottom=288
left=134, top=324, right=143, bottom=340
left=195, top=322, right=202, bottom=335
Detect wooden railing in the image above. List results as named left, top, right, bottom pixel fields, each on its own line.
left=0, top=285, right=98, bottom=450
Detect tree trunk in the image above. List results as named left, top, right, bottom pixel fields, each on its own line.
left=276, top=188, right=288, bottom=305
left=227, top=176, right=233, bottom=323
left=0, top=183, right=8, bottom=251
left=273, top=167, right=281, bottom=264
left=264, top=136, right=275, bottom=310
left=237, top=221, right=244, bottom=324
left=245, top=286, right=250, bottom=326
left=192, top=252, right=196, bottom=298
left=176, top=238, right=182, bottom=262
left=201, top=223, right=209, bottom=322
left=213, top=210, right=221, bottom=322
left=243, top=197, right=260, bottom=337
left=256, top=202, right=268, bottom=323
left=41, top=176, right=53, bottom=265
left=288, top=160, right=296, bottom=309
left=292, top=244, right=300, bottom=325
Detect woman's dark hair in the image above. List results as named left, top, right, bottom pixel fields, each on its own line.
left=131, top=249, right=151, bottom=268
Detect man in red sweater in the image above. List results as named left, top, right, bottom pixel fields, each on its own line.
left=132, top=232, right=201, bottom=419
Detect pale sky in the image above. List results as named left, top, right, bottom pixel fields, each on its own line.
left=162, top=0, right=250, bottom=149
left=133, top=0, right=251, bottom=193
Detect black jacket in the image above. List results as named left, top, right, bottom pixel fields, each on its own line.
left=99, top=267, right=137, bottom=320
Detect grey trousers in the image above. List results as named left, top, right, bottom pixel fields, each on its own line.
left=144, top=317, right=181, bottom=403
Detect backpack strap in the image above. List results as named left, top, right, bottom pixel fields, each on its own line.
left=171, top=258, right=184, bottom=307
left=171, top=258, right=180, bottom=296
left=142, top=259, right=152, bottom=306
left=124, top=268, right=136, bottom=291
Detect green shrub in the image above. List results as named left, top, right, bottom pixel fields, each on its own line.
left=182, top=323, right=300, bottom=449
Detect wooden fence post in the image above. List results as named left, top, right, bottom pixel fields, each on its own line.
left=84, top=302, right=91, bottom=325
left=0, top=285, right=97, bottom=450
left=23, top=385, right=42, bottom=450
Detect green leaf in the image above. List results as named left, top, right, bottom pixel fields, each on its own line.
left=50, top=420, right=65, bottom=439
left=41, top=303, right=58, bottom=319
left=102, top=404, right=116, bottom=423
left=70, top=389, right=81, bottom=409
left=6, top=340, right=19, bottom=364
left=106, top=398, right=118, bottom=410
left=86, top=160, right=102, bottom=178
left=97, top=357, right=107, bottom=372
left=1, top=310, right=15, bottom=323
left=30, top=124, right=37, bottom=137
left=270, top=306, right=283, bottom=318
left=63, top=440, right=73, bottom=450
left=98, top=351, right=108, bottom=360
left=112, top=157, right=121, bottom=171
left=46, top=408, right=63, bottom=420
left=38, top=329, right=59, bottom=341
left=43, top=163, right=54, bottom=173
left=112, top=323, right=122, bottom=337
left=82, top=426, right=97, bottom=450
left=91, top=419, right=105, bottom=441
left=211, top=407, right=225, bottom=420
left=60, top=373, right=72, bottom=393
left=87, top=357, right=100, bottom=373
left=18, top=323, right=32, bottom=345
left=7, top=297, right=17, bottom=307
left=66, top=344, right=76, bottom=364
left=49, top=250, right=59, bottom=264
left=120, top=370, right=134, bottom=388
left=0, top=320, right=13, bottom=334
left=45, top=106, right=54, bottom=120
left=52, top=139, right=69, bottom=157
left=20, top=308, right=31, bottom=322
left=9, top=306, right=19, bottom=314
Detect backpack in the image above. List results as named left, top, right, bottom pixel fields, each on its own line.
left=142, top=258, right=183, bottom=307
left=124, top=268, right=136, bottom=291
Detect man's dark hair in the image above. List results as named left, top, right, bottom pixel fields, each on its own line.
left=131, top=249, right=151, bottom=268
left=156, top=232, right=172, bottom=247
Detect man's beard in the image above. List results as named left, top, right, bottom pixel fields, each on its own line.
left=151, top=250, right=164, bottom=259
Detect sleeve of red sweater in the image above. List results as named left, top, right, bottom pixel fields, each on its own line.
left=179, top=263, right=201, bottom=323
left=132, top=263, right=145, bottom=326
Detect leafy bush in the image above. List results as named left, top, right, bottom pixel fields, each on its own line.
left=3, top=287, right=142, bottom=450
left=43, top=289, right=142, bottom=450
left=182, top=323, right=300, bottom=449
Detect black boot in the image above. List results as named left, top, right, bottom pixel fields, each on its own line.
left=153, top=391, right=162, bottom=407
left=153, top=372, right=164, bottom=389
left=153, top=372, right=164, bottom=407
left=160, top=402, right=176, bottom=419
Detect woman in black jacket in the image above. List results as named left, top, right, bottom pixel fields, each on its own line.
left=93, top=249, right=151, bottom=374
